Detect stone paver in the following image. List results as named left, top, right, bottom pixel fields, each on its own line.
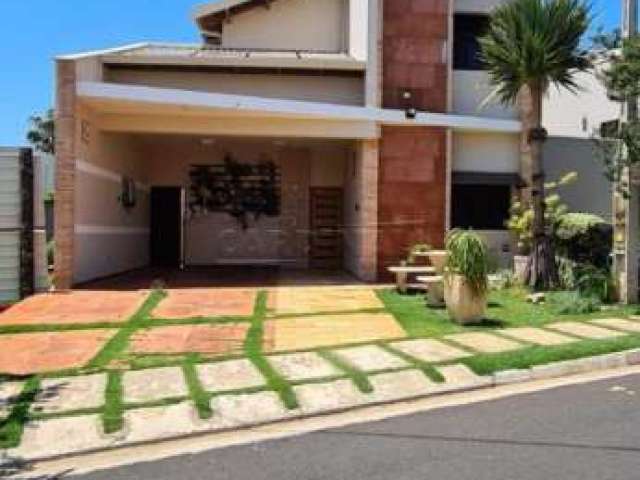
left=269, top=287, right=384, bottom=315
left=264, top=313, right=405, bottom=353
left=498, top=327, right=577, bottom=346
left=123, top=367, right=188, bottom=404
left=0, top=291, right=147, bottom=326
left=124, top=402, right=205, bottom=444
left=368, top=370, right=435, bottom=403
left=10, top=415, right=117, bottom=460
left=590, top=318, right=640, bottom=333
left=268, top=352, right=340, bottom=381
left=34, top=374, right=106, bottom=415
left=0, top=381, right=23, bottom=419
left=153, top=288, right=257, bottom=319
left=129, top=324, right=249, bottom=357
left=197, top=359, right=265, bottom=392
left=294, top=379, right=369, bottom=414
left=444, top=332, right=524, bottom=354
left=390, top=339, right=471, bottom=363
left=211, top=391, right=293, bottom=427
left=332, top=345, right=409, bottom=372
left=547, top=321, right=625, bottom=340
left=437, top=364, right=485, bottom=385
left=0, top=330, right=117, bottom=375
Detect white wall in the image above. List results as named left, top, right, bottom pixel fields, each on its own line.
left=453, top=131, right=520, bottom=173
left=455, top=0, right=504, bottom=13
left=544, top=67, right=620, bottom=138
left=453, top=71, right=518, bottom=120
left=221, top=0, right=349, bottom=52
left=349, top=0, right=368, bottom=61
left=106, top=68, right=365, bottom=106
left=73, top=116, right=151, bottom=284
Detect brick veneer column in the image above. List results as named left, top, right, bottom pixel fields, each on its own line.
left=54, top=60, right=77, bottom=290
left=357, top=139, right=379, bottom=281
left=378, top=0, right=449, bottom=279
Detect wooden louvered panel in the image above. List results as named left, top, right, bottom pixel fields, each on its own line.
left=309, top=188, right=343, bottom=269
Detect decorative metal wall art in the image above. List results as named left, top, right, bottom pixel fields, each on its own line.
left=188, top=155, right=281, bottom=229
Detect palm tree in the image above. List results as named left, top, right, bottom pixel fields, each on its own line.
left=26, top=109, right=55, bottom=154
left=479, top=0, right=591, bottom=290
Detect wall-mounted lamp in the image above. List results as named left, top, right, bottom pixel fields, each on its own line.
left=402, top=90, right=417, bottom=120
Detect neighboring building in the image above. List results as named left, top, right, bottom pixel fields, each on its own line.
left=543, top=59, right=620, bottom=221
left=0, top=148, right=49, bottom=302
left=53, top=0, right=532, bottom=288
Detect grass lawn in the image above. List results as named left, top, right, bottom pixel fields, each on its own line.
left=378, top=287, right=639, bottom=338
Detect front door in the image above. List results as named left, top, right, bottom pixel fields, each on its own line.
left=150, top=187, right=183, bottom=267
left=309, top=187, right=343, bottom=269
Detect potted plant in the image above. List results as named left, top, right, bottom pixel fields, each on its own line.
left=407, top=243, right=431, bottom=264
left=427, top=249, right=448, bottom=274
left=443, top=230, right=489, bottom=324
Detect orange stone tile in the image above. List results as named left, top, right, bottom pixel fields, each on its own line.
left=263, top=313, right=405, bottom=353
left=152, top=289, right=257, bottom=319
left=0, top=330, right=117, bottom=375
left=129, top=324, right=249, bottom=356
left=0, top=291, right=148, bottom=326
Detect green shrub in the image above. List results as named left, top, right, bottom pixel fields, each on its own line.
left=547, top=291, right=601, bottom=315
left=445, top=230, right=489, bottom=298
left=555, top=213, right=612, bottom=269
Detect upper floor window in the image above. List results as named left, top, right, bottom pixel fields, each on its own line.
left=454, top=14, right=490, bottom=71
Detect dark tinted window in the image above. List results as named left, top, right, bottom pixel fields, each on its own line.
left=454, top=14, right=490, bottom=70
left=452, top=184, right=511, bottom=230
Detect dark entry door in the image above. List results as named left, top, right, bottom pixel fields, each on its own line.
left=150, top=187, right=182, bottom=267
left=309, top=187, right=343, bottom=269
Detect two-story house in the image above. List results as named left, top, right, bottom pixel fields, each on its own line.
left=54, top=0, right=524, bottom=289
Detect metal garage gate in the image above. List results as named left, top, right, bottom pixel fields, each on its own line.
left=0, top=147, right=48, bottom=303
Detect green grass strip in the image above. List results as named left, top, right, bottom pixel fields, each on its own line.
left=102, top=371, right=124, bottom=434
left=317, top=350, right=373, bottom=393
left=88, top=290, right=166, bottom=369
left=0, top=376, right=40, bottom=449
left=183, top=355, right=213, bottom=420
left=245, top=291, right=299, bottom=410
left=463, top=333, right=640, bottom=376
left=378, top=343, right=445, bottom=383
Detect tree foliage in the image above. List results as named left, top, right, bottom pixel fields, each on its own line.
left=26, top=109, right=55, bottom=154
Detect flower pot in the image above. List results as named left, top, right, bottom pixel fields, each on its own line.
left=444, top=274, right=487, bottom=325
left=427, top=250, right=448, bottom=274
left=513, top=255, right=529, bottom=284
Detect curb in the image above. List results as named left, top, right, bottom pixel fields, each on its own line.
left=5, top=347, right=640, bottom=465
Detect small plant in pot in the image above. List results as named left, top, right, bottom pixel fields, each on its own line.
left=443, top=230, right=489, bottom=325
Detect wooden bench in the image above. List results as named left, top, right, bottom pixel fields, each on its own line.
left=388, top=266, right=436, bottom=293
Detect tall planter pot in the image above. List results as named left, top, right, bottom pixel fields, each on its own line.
left=513, top=255, right=529, bottom=284
left=444, top=274, right=487, bottom=325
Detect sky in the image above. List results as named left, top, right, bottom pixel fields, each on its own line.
left=0, top=0, right=622, bottom=146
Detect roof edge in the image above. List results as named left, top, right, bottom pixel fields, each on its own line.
left=56, top=43, right=152, bottom=61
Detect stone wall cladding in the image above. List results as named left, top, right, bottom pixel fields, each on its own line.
left=378, top=126, right=447, bottom=277
left=378, top=0, right=449, bottom=279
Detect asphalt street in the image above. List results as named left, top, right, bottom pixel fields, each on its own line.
left=33, top=374, right=640, bottom=480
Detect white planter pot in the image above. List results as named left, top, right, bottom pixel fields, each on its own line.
left=444, top=274, right=487, bottom=325
left=427, top=250, right=448, bottom=274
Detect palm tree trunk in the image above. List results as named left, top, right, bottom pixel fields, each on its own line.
left=525, top=84, right=558, bottom=291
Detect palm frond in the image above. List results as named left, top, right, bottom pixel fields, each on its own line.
left=479, top=0, right=592, bottom=106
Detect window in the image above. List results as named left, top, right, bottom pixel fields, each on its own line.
left=454, top=14, right=490, bottom=70
left=452, top=184, right=511, bottom=230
